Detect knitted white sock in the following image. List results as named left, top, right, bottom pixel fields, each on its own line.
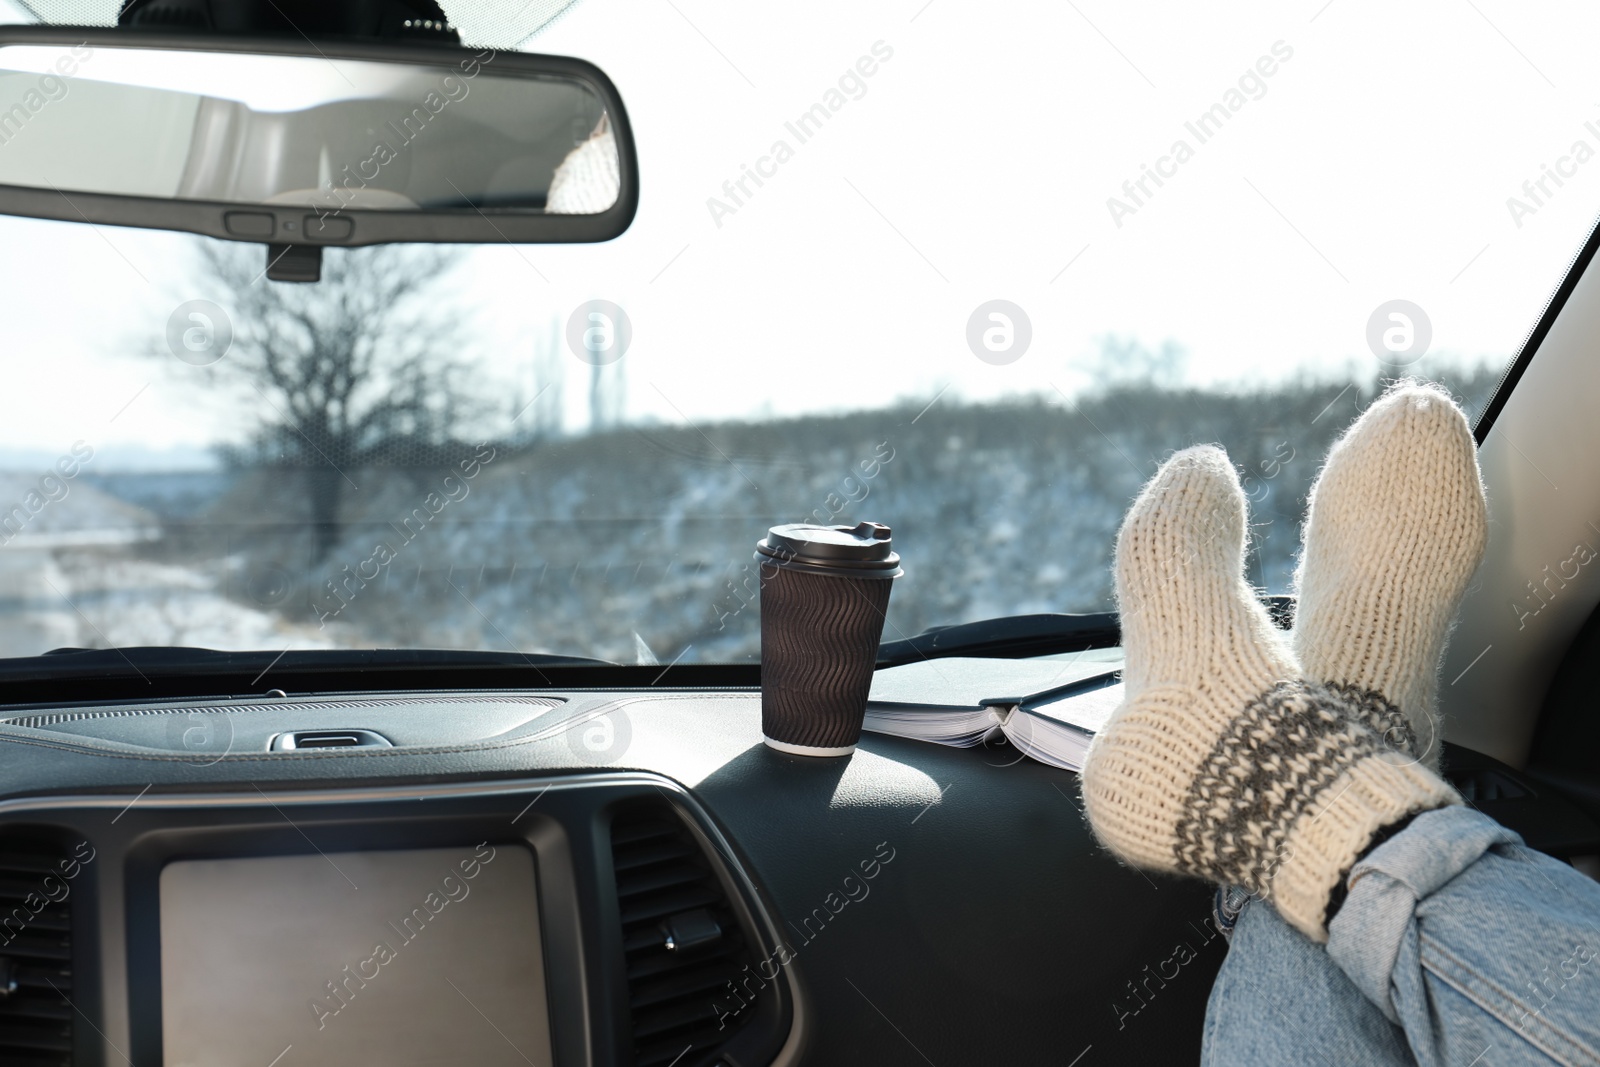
left=1293, top=383, right=1488, bottom=769
left=1081, top=446, right=1457, bottom=942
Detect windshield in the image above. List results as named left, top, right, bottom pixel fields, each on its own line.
left=0, top=2, right=1590, bottom=665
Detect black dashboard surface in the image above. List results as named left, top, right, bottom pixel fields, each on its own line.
left=0, top=689, right=1220, bottom=1065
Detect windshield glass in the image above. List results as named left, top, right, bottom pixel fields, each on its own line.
left=0, top=2, right=1591, bottom=664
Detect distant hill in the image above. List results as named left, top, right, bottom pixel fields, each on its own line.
left=169, top=366, right=1503, bottom=663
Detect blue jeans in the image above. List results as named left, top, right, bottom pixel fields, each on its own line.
left=1203, top=806, right=1600, bottom=1066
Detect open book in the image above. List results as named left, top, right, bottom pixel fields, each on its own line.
left=862, top=662, right=1123, bottom=772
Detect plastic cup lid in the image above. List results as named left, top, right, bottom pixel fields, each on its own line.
left=756, top=521, right=903, bottom=576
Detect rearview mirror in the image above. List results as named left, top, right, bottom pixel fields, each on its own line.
left=0, top=28, right=638, bottom=263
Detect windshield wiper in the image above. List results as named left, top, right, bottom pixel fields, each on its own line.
left=876, top=595, right=1294, bottom=669
left=876, top=613, right=1119, bottom=669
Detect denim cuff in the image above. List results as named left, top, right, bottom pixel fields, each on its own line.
left=1326, top=806, right=1521, bottom=1023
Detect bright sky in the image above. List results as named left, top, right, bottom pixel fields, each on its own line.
left=3, top=0, right=1600, bottom=466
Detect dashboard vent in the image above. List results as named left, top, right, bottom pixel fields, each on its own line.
left=611, top=803, right=759, bottom=1067
left=0, top=843, right=77, bottom=1067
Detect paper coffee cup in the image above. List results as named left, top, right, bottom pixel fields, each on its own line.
left=757, top=521, right=902, bottom=756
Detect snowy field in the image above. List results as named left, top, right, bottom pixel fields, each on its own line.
left=0, top=372, right=1502, bottom=664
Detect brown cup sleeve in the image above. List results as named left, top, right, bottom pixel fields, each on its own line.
left=758, top=564, right=892, bottom=750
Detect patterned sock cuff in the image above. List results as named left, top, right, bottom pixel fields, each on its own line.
left=1170, top=680, right=1457, bottom=942
left=1271, top=756, right=1457, bottom=941
left=1173, top=681, right=1384, bottom=889
left=1321, top=681, right=1422, bottom=758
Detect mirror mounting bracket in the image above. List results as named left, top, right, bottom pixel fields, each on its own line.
left=265, top=243, right=322, bottom=283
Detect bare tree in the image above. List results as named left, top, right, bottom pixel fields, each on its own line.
left=194, top=243, right=480, bottom=560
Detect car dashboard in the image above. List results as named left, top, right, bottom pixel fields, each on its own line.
left=1, top=628, right=1597, bottom=1067
left=0, top=680, right=1238, bottom=1067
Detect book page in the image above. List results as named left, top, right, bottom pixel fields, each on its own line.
left=1026, top=678, right=1124, bottom=734
left=868, top=652, right=1123, bottom=709
left=862, top=703, right=1000, bottom=746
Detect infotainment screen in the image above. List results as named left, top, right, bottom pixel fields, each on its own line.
left=159, top=843, right=551, bottom=1067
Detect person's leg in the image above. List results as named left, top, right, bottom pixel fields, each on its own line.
left=1328, top=804, right=1600, bottom=1067
left=1285, top=383, right=1598, bottom=1062
left=1203, top=893, right=1413, bottom=1066
left=1078, top=440, right=1454, bottom=1062
left=1206, top=829, right=1600, bottom=1067
left=1092, top=382, right=1600, bottom=1065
